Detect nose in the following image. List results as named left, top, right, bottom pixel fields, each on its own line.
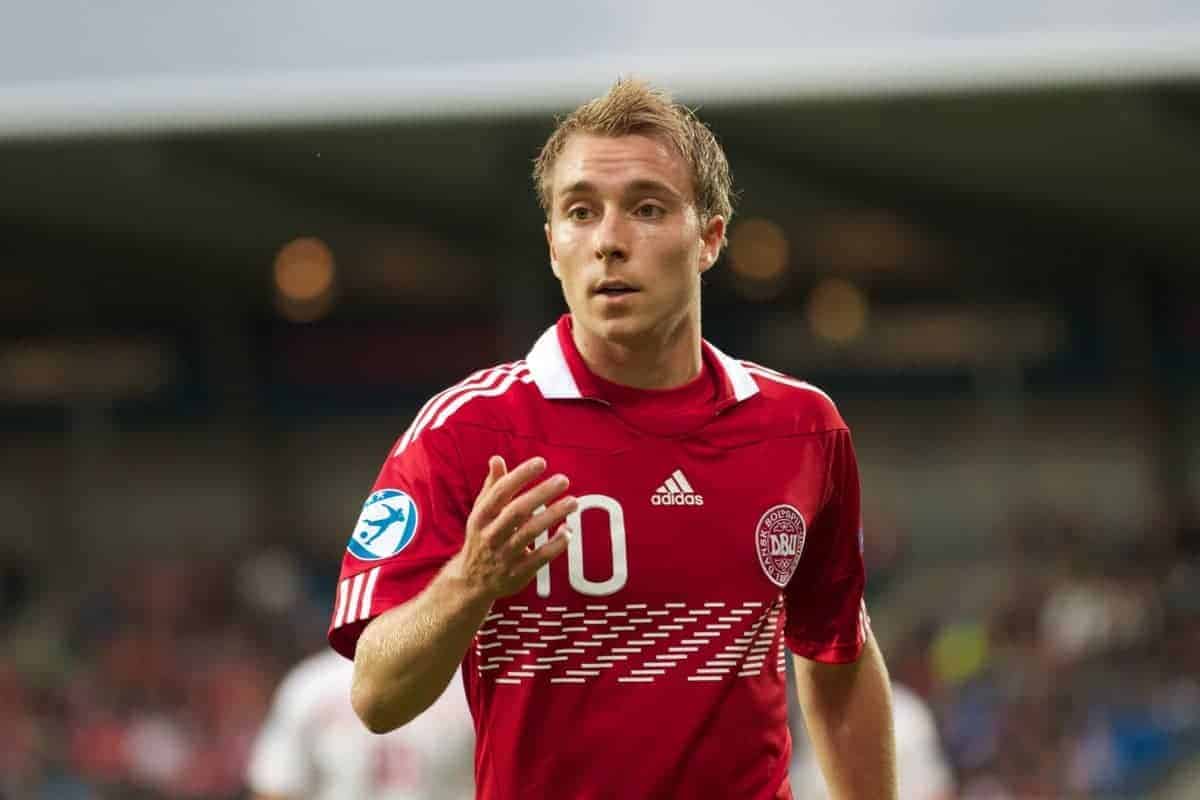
left=593, top=210, right=629, bottom=263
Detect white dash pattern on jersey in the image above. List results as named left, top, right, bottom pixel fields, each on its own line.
left=475, top=599, right=785, bottom=686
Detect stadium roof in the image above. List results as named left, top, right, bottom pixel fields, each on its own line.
left=0, top=3, right=1198, bottom=318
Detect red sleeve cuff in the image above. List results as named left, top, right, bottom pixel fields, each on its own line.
left=785, top=634, right=864, bottom=664
left=327, top=558, right=447, bottom=660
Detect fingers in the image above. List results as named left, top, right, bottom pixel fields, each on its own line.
left=488, top=455, right=507, bottom=489
left=496, top=470, right=566, bottom=520
left=492, top=479, right=576, bottom=546
left=506, top=496, right=577, bottom=557
left=474, top=457, right=548, bottom=520
left=504, top=496, right=578, bottom=561
left=478, top=455, right=507, bottom=496
left=510, top=523, right=571, bottom=585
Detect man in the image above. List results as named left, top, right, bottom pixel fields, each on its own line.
left=329, top=79, right=897, bottom=799
left=245, top=649, right=475, bottom=800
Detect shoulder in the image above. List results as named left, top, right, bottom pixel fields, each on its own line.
left=395, top=360, right=538, bottom=456
left=737, top=359, right=847, bottom=434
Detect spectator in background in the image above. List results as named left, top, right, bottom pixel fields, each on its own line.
left=792, top=681, right=955, bottom=800
left=246, top=648, right=474, bottom=800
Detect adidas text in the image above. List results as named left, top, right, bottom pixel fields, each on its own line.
left=651, top=493, right=704, bottom=506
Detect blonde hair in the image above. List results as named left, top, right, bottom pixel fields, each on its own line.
left=533, top=78, right=734, bottom=241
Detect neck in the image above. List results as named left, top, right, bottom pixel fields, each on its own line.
left=572, top=311, right=703, bottom=390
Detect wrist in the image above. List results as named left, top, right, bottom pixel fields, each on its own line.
left=438, top=553, right=496, bottom=616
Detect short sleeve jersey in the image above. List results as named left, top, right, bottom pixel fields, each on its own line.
left=329, top=315, right=869, bottom=800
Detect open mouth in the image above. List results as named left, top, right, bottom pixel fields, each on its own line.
left=594, top=281, right=638, bottom=297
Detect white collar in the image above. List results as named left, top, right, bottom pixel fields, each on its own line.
left=704, top=339, right=761, bottom=403
left=526, top=324, right=583, bottom=399
left=525, top=321, right=759, bottom=404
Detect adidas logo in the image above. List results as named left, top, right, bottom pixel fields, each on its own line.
left=651, top=469, right=704, bottom=506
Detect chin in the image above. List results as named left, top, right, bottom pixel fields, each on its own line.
left=598, top=321, right=647, bottom=345
left=580, top=310, right=651, bottom=345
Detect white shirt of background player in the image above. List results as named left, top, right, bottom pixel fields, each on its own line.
left=792, top=683, right=954, bottom=800
left=246, top=650, right=475, bottom=800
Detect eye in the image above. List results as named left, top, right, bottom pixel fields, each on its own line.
left=566, top=206, right=594, bottom=221
left=633, top=203, right=665, bottom=219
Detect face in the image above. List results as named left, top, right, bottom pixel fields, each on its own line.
left=544, top=133, right=725, bottom=348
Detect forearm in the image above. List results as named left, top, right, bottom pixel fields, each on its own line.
left=793, top=632, right=897, bottom=800
left=351, top=556, right=491, bottom=733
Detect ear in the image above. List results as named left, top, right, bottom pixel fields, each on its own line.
left=698, top=215, right=726, bottom=275
left=545, top=222, right=561, bottom=280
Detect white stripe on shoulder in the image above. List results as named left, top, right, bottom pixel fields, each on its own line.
left=396, top=364, right=511, bottom=454
left=395, top=362, right=524, bottom=455
left=428, top=366, right=533, bottom=434
left=740, top=362, right=836, bottom=406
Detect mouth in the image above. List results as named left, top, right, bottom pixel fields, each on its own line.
left=592, top=281, right=639, bottom=297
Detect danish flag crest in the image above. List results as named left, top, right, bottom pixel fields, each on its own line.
left=755, top=504, right=806, bottom=587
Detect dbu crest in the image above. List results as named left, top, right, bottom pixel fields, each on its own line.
left=755, top=504, right=805, bottom=587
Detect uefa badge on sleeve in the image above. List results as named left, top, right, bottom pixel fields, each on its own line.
left=755, top=504, right=805, bottom=587
left=347, top=489, right=419, bottom=561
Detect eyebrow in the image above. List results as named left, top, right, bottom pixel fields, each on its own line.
left=557, top=179, right=682, bottom=200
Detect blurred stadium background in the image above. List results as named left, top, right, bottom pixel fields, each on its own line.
left=2, top=2, right=1200, bottom=798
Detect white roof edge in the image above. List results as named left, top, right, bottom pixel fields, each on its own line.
left=1, top=29, right=1198, bottom=140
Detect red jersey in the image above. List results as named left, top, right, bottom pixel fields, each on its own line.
left=329, top=315, right=868, bottom=800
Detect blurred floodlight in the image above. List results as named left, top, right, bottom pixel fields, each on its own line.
left=806, top=277, right=869, bottom=344
left=729, top=218, right=789, bottom=281
left=274, top=237, right=335, bottom=301
left=274, top=237, right=336, bottom=322
left=275, top=291, right=335, bottom=324
left=728, top=219, right=791, bottom=301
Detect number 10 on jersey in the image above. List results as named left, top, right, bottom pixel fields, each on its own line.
left=535, top=494, right=628, bottom=597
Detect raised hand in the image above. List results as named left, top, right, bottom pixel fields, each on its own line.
left=450, top=455, right=575, bottom=601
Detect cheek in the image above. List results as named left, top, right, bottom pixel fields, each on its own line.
left=659, top=235, right=701, bottom=280
left=551, top=234, right=587, bottom=292
left=553, top=228, right=586, bottom=261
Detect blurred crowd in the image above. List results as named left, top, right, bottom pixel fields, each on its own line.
left=0, top=542, right=334, bottom=800
left=1, top=505, right=1199, bottom=799
left=873, top=506, right=1200, bottom=798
